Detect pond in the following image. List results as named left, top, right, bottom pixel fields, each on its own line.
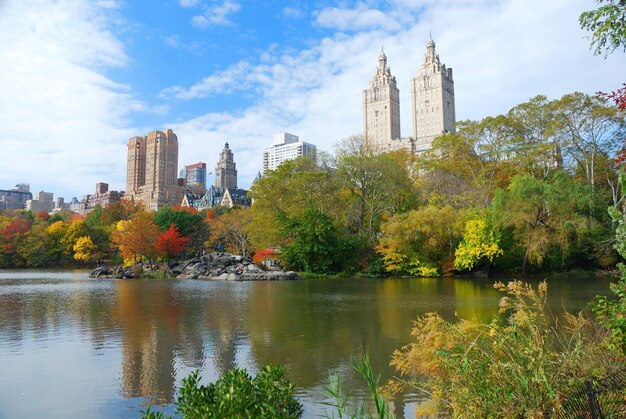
left=0, top=271, right=613, bottom=418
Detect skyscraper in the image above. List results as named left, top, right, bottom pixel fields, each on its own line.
left=215, top=142, right=237, bottom=190
left=411, top=35, right=456, bottom=148
left=180, top=162, right=207, bottom=190
left=362, top=49, right=401, bottom=152
left=125, top=129, right=182, bottom=210
left=262, top=132, right=316, bottom=173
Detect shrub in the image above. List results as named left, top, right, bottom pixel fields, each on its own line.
left=386, top=281, right=621, bottom=418
left=142, top=365, right=302, bottom=419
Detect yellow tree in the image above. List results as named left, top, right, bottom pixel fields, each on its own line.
left=454, top=219, right=503, bottom=271
left=73, top=236, right=97, bottom=262
left=111, top=211, right=161, bottom=264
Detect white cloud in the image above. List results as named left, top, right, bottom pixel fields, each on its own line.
left=315, top=3, right=401, bottom=32
left=165, top=0, right=626, bottom=190
left=179, top=0, right=201, bottom=7
left=191, top=1, right=241, bottom=28
left=0, top=0, right=139, bottom=198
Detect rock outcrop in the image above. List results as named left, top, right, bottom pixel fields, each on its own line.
left=167, top=252, right=300, bottom=281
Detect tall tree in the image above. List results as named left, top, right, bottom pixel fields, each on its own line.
left=111, top=211, right=161, bottom=264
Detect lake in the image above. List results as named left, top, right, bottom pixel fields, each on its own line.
left=0, top=271, right=613, bottom=418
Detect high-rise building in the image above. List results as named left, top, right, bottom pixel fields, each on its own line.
left=180, top=162, right=207, bottom=190
left=26, top=190, right=54, bottom=212
left=215, top=143, right=237, bottom=190
left=0, top=184, right=32, bottom=210
left=125, top=129, right=183, bottom=210
left=362, top=49, right=401, bottom=152
left=410, top=35, right=456, bottom=149
left=262, top=132, right=316, bottom=173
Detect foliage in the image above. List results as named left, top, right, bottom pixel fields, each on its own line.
left=322, top=353, right=394, bottom=419
left=111, top=211, right=161, bottom=264
left=155, top=206, right=208, bottom=256
left=387, top=281, right=620, bottom=418
left=72, top=236, right=97, bottom=262
left=454, top=219, right=502, bottom=271
left=376, top=206, right=461, bottom=276
left=252, top=247, right=278, bottom=266
left=579, top=0, right=626, bottom=56
left=278, top=206, right=354, bottom=274
left=592, top=170, right=626, bottom=353
left=142, top=366, right=302, bottom=419
left=156, top=225, right=188, bottom=260
left=208, top=208, right=253, bottom=257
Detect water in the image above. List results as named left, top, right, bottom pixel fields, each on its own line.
left=0, top=271, right=613, bottom=418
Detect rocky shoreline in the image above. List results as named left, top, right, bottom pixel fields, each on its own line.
left=89, top=252, right=300, bottom=281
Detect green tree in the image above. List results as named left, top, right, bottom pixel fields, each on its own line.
left=579, top=0, right=626, bottom=56
left=278, top=206, right=354, bottom=274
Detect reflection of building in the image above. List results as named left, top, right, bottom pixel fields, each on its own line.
left=125, top=129, right=184, bottom=211
left=0, top=183, right=32, bottom=210
left=262, top=132, right=316, bottom=173
left=215, top=143, right=237, bottom=190
left=363, top=48, right=401, bottom=152
left=180, top=162, right=207, bottom=191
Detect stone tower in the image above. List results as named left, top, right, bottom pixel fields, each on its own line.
left=410, top=35, right=456, bottom=147
left=362, top=48, right=401, bottom=152
left=215, top=142, right=237, bottom=190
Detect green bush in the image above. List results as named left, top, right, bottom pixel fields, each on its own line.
left=143, top=365, right=302, bottom=418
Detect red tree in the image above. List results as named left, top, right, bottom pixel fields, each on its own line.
left=156, top=225, right=189, bottom=259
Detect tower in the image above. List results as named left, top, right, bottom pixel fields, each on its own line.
left=411, top=35, right=456, bottom=147
left=125, top=129, right=182, bottom=210
left=215, top=142, right=237, bottom=190
left=362, top=48, right=401, bottom=152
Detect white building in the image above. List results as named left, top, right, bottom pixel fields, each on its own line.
left=410, top=34, right=456, bottom=148
left=262, top=132, right=316, bottom=173
left=362, top=48, right=401, bottom=152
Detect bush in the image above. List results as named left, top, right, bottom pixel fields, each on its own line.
left=385, top=281, right=621, bottom=418
left=142, top=365, right=302, bottom=419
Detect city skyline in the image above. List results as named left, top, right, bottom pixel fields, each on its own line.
left=1, top=0, right=625, bottom=199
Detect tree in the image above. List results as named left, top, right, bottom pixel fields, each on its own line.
left=338, top=152, right=414, bottom=240
left=209, top=209, right=253, bottom=257
left=46, top=220, right=69, bottom=263
left=503, top=173, right=587, bottom=275
left=376, top=205, right=462, bottom=276
left=73, top=236, right=97, bottom=262
left=278, top=206, right=355, bottom=274
left=156, top=225, right=188, bottom=260
left=111, top=211, right=161, bottom=264
left=17, top=218, right=50, bottom=267
left=579, top=0, right=626, bottom=56
left=454, top=219, right=503, bottom=271
left=154, top=206, right=209, bottom=256
left=61, top=219, right=89, bottom=255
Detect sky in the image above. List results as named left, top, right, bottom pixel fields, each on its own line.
left=0, top=0, right=624, bottom=200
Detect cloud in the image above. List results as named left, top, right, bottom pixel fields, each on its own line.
left=179, top=0, right=200, bottom=7
left=315, top=3, right=401, bottom=32
left=165, top=0, right=626, bottom=190
left=191, top=1, right=241, bottom=28
left=0, top=0, right=140, bottom=198
left=283, top=7, right=306, bottom=19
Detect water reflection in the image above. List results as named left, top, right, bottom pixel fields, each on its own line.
left=0, top=272, right=612, bottom=418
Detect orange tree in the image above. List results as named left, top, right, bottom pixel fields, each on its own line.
left=111, top=210, right=161, bottom=265
left=156, top=225, right=188, bottom=261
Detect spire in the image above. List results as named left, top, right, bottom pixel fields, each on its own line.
left=224, top=142, right=229, bottom=149
left=378, top=46, right=387, bottom=68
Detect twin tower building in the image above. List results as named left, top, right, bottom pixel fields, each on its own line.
left=363, top=35, right=456, bottom=153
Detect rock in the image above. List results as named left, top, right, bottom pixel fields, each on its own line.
left=89, top=266, right=109, bottom=278
left=168, top=252, right=302, bottom=281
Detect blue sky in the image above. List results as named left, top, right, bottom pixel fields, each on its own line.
left=1, top=0, right=625, bottom=200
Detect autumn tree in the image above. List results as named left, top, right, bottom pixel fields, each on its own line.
left=155, top=206, right=209, bottom=256
left=454, top=219, right=503, bottom=272
left=73, top=236, right=97, bottom=262
left=111, top=211, right=161, bottom=265
left=209, top=209, right=253, bottom=257
left=156, top=225, right=189, bottom=260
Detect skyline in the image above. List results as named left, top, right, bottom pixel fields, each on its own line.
left=1, top=0, right=625, bottom=200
